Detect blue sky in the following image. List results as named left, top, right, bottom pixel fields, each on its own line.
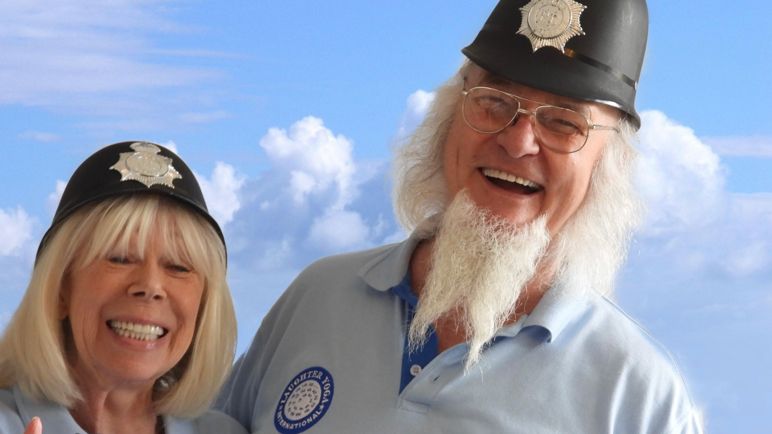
left=1, top=1, right=770, bottom=432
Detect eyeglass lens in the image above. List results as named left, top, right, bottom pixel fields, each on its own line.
left=463, top=87, right=590, bottom=153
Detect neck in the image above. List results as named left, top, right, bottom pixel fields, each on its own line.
left=409, top=237, right=555, bottom=352
left=70, top=375, right=158, bottom=434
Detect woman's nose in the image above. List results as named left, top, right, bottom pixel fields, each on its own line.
left=127, top=263, right=166, bottom=300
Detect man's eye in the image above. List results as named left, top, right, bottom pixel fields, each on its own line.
left=539, top=114, right=583, bottom=135
left=476, top=95, right=511, bottom=112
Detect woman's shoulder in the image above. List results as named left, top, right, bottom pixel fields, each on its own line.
left=0, top=387, right=26, bottom=433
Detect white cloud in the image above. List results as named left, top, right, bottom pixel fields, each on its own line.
left=46, top=180, right=67, bottom=215
left=722, top=193, right=772, bottom=277
left=396, top=90, right=435, bottom=139
left=159, top=141, right=179, bottom=154
left=704, top=135, right=772, bottom=157
left=630, top=112, right=772, bottom=279
left=197, top=162, right=246, bottom=226
left=0, top=0, right=225, bottom=128
left=260, top=116, right=356, bottom=209
left=18, top=131, right=60, bottom=142
left=224, top=115, right=399, bottom=272
left=0, top=0, right=209, bottom=101
left=308, top=209, right=371, bottom=251
left=178, top=110, right=230, bottom=124
left=724, top=239, right=768, bottom=277
left=0, top=207, right=33, bottom=256
left=289, top=171, right=317, bottom=205
left=731, top=192, right=772, bottom=217
left=636, top=110, right=726, bottom=233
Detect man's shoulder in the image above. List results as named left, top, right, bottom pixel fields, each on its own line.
left=578, top=295, right=703, bottom=431
left=307, top=242, right=399, bottom=268
left=591, top=296, right=670, bottom=350
left=265, top=240, right=406, bottom=310
left=294, top=241, right=405, bottom=285
left=579, top=294, right=692, bottom=386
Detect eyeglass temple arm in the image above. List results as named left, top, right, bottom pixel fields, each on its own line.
left=589, top=124, right=620, bottom=132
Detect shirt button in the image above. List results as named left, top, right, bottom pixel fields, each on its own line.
left=410, top=364, right=422, bottom=376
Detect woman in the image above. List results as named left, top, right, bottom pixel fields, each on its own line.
left=0, top=142, right=247, bottom=434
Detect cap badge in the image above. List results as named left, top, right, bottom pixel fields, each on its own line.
left=110, top=142, right=182, bottom=189
left=517, top=0, right=587, bottom=53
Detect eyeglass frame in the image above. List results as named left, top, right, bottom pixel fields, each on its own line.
left=460, top=84, right=620, bottom=154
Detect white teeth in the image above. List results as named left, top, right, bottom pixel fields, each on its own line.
left=483, top=168, right=540, bottom=189
left=108, top=320, right=165, bottom=341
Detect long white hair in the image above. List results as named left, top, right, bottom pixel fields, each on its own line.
left=392, top=61, right=643, bottom=297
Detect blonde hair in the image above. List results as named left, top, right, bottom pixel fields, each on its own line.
left=0, top=195, right=236, bottom=418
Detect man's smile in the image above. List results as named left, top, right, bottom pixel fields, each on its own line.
left=481, top=168, right=542, bottom=194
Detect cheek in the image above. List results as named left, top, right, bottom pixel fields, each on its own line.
left=64, top=292, right=104, bottom=355
left=570, top=161, right=596, bottom=196
left=175, top=284, right=205, bottom=332
left=63, top=287, right=91, bottom=320
left=442, top=117, right=478, bottom=193
left=547, top=154, right=598, bottom=218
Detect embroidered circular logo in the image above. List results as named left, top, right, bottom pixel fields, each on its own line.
left=274, top=367, right=334, bottom=434
left=517, top=0, right=587, bottom=53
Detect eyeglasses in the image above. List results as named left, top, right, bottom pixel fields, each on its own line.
left=461, top=86, right=619, bottom=153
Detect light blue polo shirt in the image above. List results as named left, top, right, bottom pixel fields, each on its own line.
left=0, top=385, right=247, bottom=434
left=217, top=234, right=703, bottom=434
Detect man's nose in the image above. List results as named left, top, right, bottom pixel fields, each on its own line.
left=127, top=262, right=167, bottom=300
left=495, top=111, right=541, bottom=159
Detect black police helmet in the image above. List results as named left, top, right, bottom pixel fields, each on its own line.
left=37, top=141, right=224, bottom=259
left=462, top=0, right=648, bottom=129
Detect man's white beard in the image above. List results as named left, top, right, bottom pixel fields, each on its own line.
left=408, top=191, right=550, bottom=368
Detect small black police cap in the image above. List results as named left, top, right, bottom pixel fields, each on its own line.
left=463, top=0, right=648, bottom=129
left=37, top=141, right=224, bottom=258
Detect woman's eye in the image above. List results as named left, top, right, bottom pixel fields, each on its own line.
left=167, top=263, right=192, bottom=273
left=108, top=255, right=132, bottom=264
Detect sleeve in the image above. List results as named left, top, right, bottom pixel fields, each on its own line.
left=214, top=252, right=367, bottom=432
left=214, top=270, right=309, bottom=431
left=214, top=329, right=269, bottom=431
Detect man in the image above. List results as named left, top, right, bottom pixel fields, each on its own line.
left=218, top=0, right=703, bottom=432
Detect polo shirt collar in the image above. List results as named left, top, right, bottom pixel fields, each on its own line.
left=357, top=229, right=590, bottom=344
left=502, top=287, right=590, bottom=343
left=358, top=230, right=422, bottom=292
